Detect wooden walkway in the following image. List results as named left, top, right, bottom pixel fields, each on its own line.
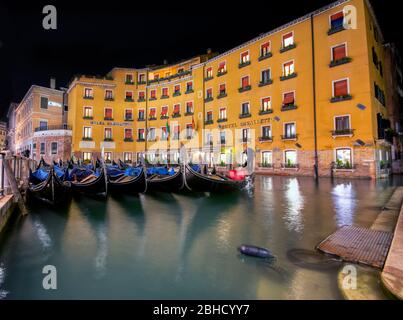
left=317, top=226, right=393, bottom=269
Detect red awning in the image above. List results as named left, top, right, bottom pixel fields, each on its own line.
left=333, top=45, right=346, bottom=60
left=334, top=80, right=348, bottom=96
left=283, top=92, right=295, bottom=104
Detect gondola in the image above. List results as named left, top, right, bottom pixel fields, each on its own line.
left=183, top=164, right=248, bottom=193
left=70, top=166, right=108, bottom=197
left=108, top=166, right=147, bottom=194
left=146, top=166, right=184, bottom=193
left=28, top=167, right=71, bottom=205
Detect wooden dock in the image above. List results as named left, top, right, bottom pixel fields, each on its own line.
left=317, top=225, right=393, bottom=269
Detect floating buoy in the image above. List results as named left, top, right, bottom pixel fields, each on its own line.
left=238, top=245, right=275, bottom=259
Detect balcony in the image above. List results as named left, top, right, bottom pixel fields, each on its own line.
left=185, top=89, right=194, bottom=94
left=184, top=111, right=194, bottom=116
left=238, top=85, right=251, bottom=93
left=173, top=91, right=181, bottom=97
left=82, top=137, right=93, bottom=141
left=34, top=124, right=72, bottom=132
left=280, top=43, right=296, bottom=53
left=104, top=97, right=114, bottom=101
left=258, top=52, right=273, bottom=61
left=104, top=117, right=114, bottom=121
left=137, top=97, right=145, bottom=102
left=328, top=25, right=345, bottom=36
left=148, top=116, right=157, bottom=121
left=149, top=97, right=157, bottom=101
left=204, top=96, right=214, bottom=103
left=160, top=95, right=169, bottom=99
left=329, top=57, right=352, bottom=68
left=83, top=116, right=93, bottom=120
left=281, top=134, right=298, bottom=141
left=217, top=70, right=227, bottom=77
left=259, top=109, right=273, bottom=115
left=125, top=80, right=134, bottom=85
left=281, top=104, right=298, bottom=112
left=137, top=117, right=145, bottom=122
left=137, top=80, right=147, bottom=85
left=331, top=129, right=355, bottom=137
left=239, top=113, right=252, bottom=119
left=280, top=73, right=297, bottom=81
left=172, top=113, right=181, bottom=118
left=330, top=95, right=352, bottom=103
left=204, top=76, right=214, bottom=82
left=205, top=119, right=214, bottom=125
left=217, top=92, right=227, bottom=99
left=125, top=97, right=134, bottom=102
left=238, top=61, right=251, bottom=68
left=258, top=79, right=273, bottom=87
left=104, top=138, right=114, bottom=142
left=217, top=118, right=227, bottom=123
left=83, top=95, right=94, bottom=100
left=259, top=136, right=273, bottom=142
left=124, top=118, right=134, bottom=122
left=124, top=138, right=134, bottom=142
left=136, top=138, right=145, bottom=142
left=160, top=115, right=169, bottom=120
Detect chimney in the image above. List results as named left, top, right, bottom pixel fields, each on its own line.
left=50, top=77, right=56, bottom=89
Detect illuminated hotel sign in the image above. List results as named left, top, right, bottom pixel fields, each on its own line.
left=48, top=101, right=62, bottom=107
left=90, top=121, right=131, bottom=127
left=218, top=118, right=272, bottom=130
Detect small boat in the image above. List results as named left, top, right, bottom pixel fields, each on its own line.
left=184, top=164, right=248, bottom=193
left=146, top=166, right=184, bottom=193
left=69, top=166, right=108, bottom=197
left=238, top=245, right=275, bottom=259
left=28, top=167, right=71, bottom=205
left=108, top=166, right=147, bottom=194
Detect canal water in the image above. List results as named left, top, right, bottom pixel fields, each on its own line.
left=0, top=176, right=402, bottom=300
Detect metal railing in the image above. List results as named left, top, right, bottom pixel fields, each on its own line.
left=34, top=124, right=72, bottom=132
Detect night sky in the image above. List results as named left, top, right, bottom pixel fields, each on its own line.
left=0, top=0, right=400, bottom=120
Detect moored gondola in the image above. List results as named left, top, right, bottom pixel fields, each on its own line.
left=28, top=167, right=71, bottom=205
left=69, top=165, right=108, bottom=197
left=183, top=164, right=248, bottom=193
left=146, top=166, right=184, bottom=193
left=108, top=166, right=147, bottom=194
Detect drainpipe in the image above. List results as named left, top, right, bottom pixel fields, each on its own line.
left=311, top=14, right=319, bottom=179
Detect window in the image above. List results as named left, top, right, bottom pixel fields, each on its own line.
left=262, top=126, right=271, bottom=138
left=261, top=69, right=271, bottom=83
left=332, top=44, right=347, bottom=61
left=40, top=97, right=49, bottom=109
left=83, top=126, right=92, bottom=139
left=83, top=152, right=92, bottom=161
left=150, top=89, right=156, bottom=99
left=282, top=32, right=294, bottom=48
left=149, top=108, right=156, bottom=119
left=284, top=150, right=297, bottom=166
left=125, top=74, right=133, bottom=84
left=173, top=104, right=180, bottom=115
left=205, top=132, right=212, bottom=145
left=124, top=128, right=133, bottom=140
left=283, top=92, right=295, bottom=106
left=124, top=152, right=132, bottom=163
left=138, top=109, right=145, bottom=120
left=186, top=101, right=193, bottom=114
left=333, top=79, right=349, bottom=97
left=173, top=125, right=180, bottom=140
left=104, top=152, right=112, bottom=162
left=174, top=85, right=181, bottom=94
left=262, top=151, right=273, bottom=166
left=206, top=111, right=213, bottom=122
left=39, top=120, right=48, bottom=130
left=242, top=128, right=250, bottom=141
left=283, top=61, right=295, bottom=77
left=186, top=124, right=193, bottom=138
left=138, top=74, right=146, bottom=83
left=206, top=88, right=213, bottom=99
left=161, top=127, right=168, bottom=140
left=218, top=62, right=226, bottom=74
left=206, top=67, right=213, bottom=78
left=241, top=102, right=250, bottom=115
left=284, top=123, right=296, bottom=139
left=219, top=84, right=226, bottom=96
left=336, top=148, right=352, bottom=168
left=240, top=51, right=250, bottom=63
left=330, top=12, right=344, bottom=30
left=219, top=107, right=227, bottom=120
left=374, top=83, right=386, bottom=105
left=83, top=107, right=93, bottom=118
left=51, top=142, right=57, bottom=155
left=138, top=91, right=145, bottom=101
left=125, top=109, right=133, bottom=120
left=260, top=42, right=271, bottom=57
left=335, top=116, right=350, bottom=131
left=220, top=131, right=226, bottom=144
left=138, top=129, right=145, bottom=140
left=372, top=47, right=379, bottom=68
left=40, top=143, right=45, bottom=155
left=105, top=90, right=113, bottom=100
left=161, top=106, right=168, bottom=117
left=84, top=88, right=93, bottom=98
left=104, top=108, right=113, bottom=120
left=104, top=128, right=112, bottom=140
left=262, top=97, right=272, bottom=111
left=186, top=81, right=193, bottom=92
left=162, top=87, right=169, bottom=97
left=125, top=91, right=133, bottom=101
left=241, top=76, right=250, bottom=88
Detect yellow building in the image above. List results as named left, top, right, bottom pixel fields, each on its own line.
left=67, top=0, right=394, bottom=178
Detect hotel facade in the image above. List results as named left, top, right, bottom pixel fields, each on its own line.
left=67, top=0, right=400, bottom=179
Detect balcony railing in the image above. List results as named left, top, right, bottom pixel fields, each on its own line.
left=83, top=95, right=94, bottom=100
left=137, top=117, right=145, bottom=122
left=136, top=138, right=145, bottom=142
left=83, top=116, right=93, bottom=120
left=204, top=96, right=213, bottom=103
left=125, top=117, right=134, bottom=122
left=259, top=109, right=273, bottom=115
left=238, top=61, right=251, bottom=68
left=217, top=118, right=227, bottom=123
left=328, top=25, right=345, bottom=35
left=104, top=97, right=114, bottom=101
left=125, top=97, right=134, bottom=102
left=330, top=95, right=352, bottom=103
left=259, top=136, right=273, bottom=142
left=184, top=111, right=194, bottom=116
left=185, top=89, right=194, bottom=94
left=173, top=91, right=181, bottom=97
left=259, top=79, right=273, bottom=87
left=280, top=43, right=297, bottom=53
left=332, top=129, right=355, bottom=137
left=34, top=124, right=72, bottom=132
left=258, top=52, right=273, bottom=61
left=104, top=138, right=114, bottom=142
left=281, top=104, right=298, bottom=112
left=137, top=97, right=145, bottom=102
left=124, top=138, right=134, bottom=142
left=104, top=117, right=114, bottom=121
left=205, top=119, right=214, bottom=125
left=148, top=116, right=157, bottom=121
left=281, top=134, right=298, bottom=140
left=172, top=113, right=181, bottom=118
left=137, top=80, right=147, bottom=85
left=217, top=92, right=227, bottom=99
left=329, top=57, right=352, bottom=68
left=160, top=115, right=169, bottom=120
left=280, top=73, right=297, bottom=81
left=239, top=113, right=252, bottom=119
left=217, top=70, right=227, bottom=77
left=82, top=137, right=93, bottom=141
left=238, top=85, right=251, bottom=93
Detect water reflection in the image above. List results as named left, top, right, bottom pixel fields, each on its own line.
left=283, top=179, right=305, bottom=233
left=0, top=263, right=8, bottom=299
left=331, top=183, right=356, bottom=227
